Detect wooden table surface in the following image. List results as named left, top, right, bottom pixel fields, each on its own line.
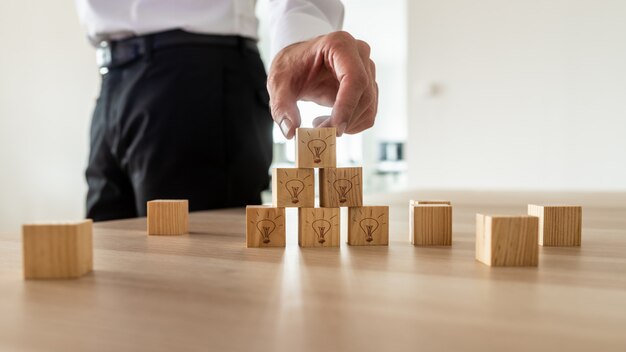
left=1, top=190, right=625, bottom=352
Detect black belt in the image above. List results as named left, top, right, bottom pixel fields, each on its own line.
left=96, top=29, right=259, bottom=69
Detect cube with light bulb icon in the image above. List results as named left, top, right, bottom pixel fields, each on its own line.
left=245, top=125, right=388, bottom=249
left=272, top=168, right=314, bottom=208
left=319, top=167, right=363, bottom=208
left=246, top=206, right=286, bottom=248
left=348, top=206, right=389, bottom=246
left=298, top=208, right=340, bottom=247
left=295, top=127, right=337, bottom=168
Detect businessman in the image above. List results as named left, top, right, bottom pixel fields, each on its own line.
left=76, top=0, right=378, bottom=221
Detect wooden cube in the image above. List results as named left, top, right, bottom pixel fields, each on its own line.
left=410, top=204, right=452, bottom=246
left=272, top=168, right=314, bottom=207
left=296, top=128, right=336, bottom=168
left=319, top=167, right=363, bottom=207
left=22, top=220, right=93, bottom=279
left=348, top=206, right=389, bottom=246
left=528, top=205, right=582, bottom=246
left=298, top=208, right=340, bottom=247
left=476, top=214, right=539, bottom=267
left=246, top=206, right=286, bottom=248
left=147, top=200, right=189, bottom=236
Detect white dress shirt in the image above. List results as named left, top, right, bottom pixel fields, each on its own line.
left=75, top=0, right=344, bottom=58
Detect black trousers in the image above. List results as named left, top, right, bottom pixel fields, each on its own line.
left=86, top=39, right=273, bottom=221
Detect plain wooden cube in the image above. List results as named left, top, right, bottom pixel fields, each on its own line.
left=296, top=128, right=336, bottom=168
left=272, top=168, right=314, bottom=208
left=147, top=200, right=189, bottom=236
left=298, top=208, right=340, bottom=247
left=246, top=206, right=286, bottom=248
left=22, top=220, right=93, bottom=279
left=476, top=214, right=539, bottom=267
left=410, top=205, right=452, bottom=246
left=528, top=204, right=582, bottom=246
left=319, top=167, right=363, bottom=207
left=348, top=206, right=389, bottom=246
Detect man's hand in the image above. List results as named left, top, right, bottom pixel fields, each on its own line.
left=267, top=31, right=378, bottom=139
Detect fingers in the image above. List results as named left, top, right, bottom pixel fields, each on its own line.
left=325, top=35, right=377, bottom=137
left=344, top=101, right=376, bottom=134
left=323, top=32, right=369, bottom=136
left=338, top=43, right=377, bottom=135
left=312, top=115, right=330, bottom=127
left=344, top=84, right=378, bottom=134
left=267, top=65, right=301, bottom=139
left=267, top=31, right=378, bottom=139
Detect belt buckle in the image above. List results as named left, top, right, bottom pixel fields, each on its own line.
left=96, top=41, right=112, bottom=68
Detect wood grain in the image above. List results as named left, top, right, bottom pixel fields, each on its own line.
left=411, top=204, right=452, bottom=246
left=528, top=204, right=582, bottom=246
left=319, top=167, right=363, bottom=207
left=476, top=214, right=539, bottom=266
left=1, top=191, right=626, bottom=352
left=298, top=207, right=340, bottom=247
left=295, top=128, right=336, bottom=168
left=246, top=206, right=285, bottom=247
left=22, top=220, right=93, bottom=279
left=147, top=200, right=189, bottom=236
left=272, top=168, right=314, bottom=208
left=348, top=206, right=389, bottom=246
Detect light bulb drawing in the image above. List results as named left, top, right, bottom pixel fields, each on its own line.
left=359, top=218, right=380, bottom=243
left=256, top=219, right=276, bottom=244
left=285, top=179, right=305, bottom=204
left=311, top=219, right=332, bottom=244
left=333, top=179, right=353, bottom=203
left=307, top=139, right=327, bottom=163
left=250, top=211, right=283, bottom=245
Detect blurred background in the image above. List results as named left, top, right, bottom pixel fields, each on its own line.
left=1, top=0, right=625, bottom=233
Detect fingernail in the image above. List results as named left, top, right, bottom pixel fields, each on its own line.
left=337, top=122, right=348, bottom=137
left=279, top=118, right=292, bottom=138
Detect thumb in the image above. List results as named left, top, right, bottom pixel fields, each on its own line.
left=269, top=86, right=301, bottom=140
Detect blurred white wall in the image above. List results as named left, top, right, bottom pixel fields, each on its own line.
left=407, top=0, right=626, bottom=191
left=342, top=0, right=408, bottom=191
left=0, top=1, right=98, bottom=233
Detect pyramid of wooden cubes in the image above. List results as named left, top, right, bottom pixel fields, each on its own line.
left=246, top=127, right=389, bottom=248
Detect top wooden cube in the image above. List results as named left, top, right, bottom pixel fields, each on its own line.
left=296, top=128, right=336, bottom=168
left=528, top=205, right=582, bottom=246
